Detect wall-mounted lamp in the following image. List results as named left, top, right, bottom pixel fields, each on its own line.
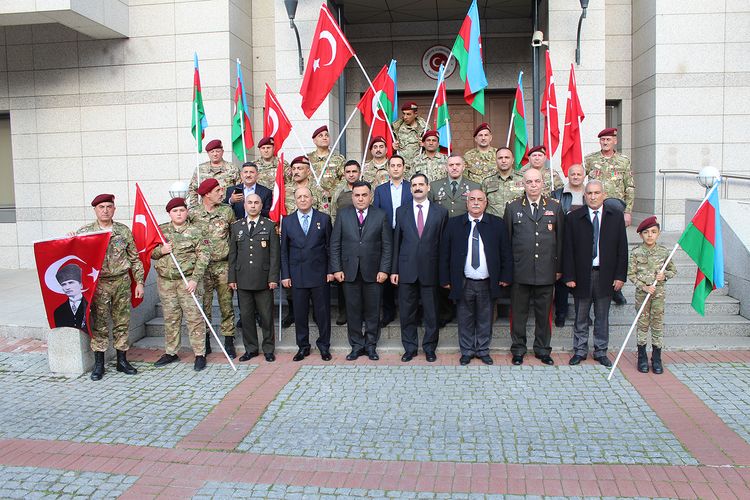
left=284, top=0, right=305, bottom=75
left=575, top=0, right=589, bottom=65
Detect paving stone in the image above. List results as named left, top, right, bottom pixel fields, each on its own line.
left=0, top=466, right=136, bottom=499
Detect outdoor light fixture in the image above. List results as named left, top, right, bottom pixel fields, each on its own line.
left=575, top=0, right=589, bottom=65
left=697, top=166, right=721, bottom=191
left=168, top=180, right=189, bottom=199
left=284, top=0, right=305, bottom=75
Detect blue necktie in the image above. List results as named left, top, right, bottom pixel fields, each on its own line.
left=302, top=214, right=310, bottom=235
left=592, top=210, right=600, bottom=259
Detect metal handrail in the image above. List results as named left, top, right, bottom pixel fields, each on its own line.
left=658, top=169, right=750, bottom=222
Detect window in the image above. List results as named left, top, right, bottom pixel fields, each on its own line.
left=0, top=114, right=15, bottom=223
left=605, top=100, right=623, bottom=147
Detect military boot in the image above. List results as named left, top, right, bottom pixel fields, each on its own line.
left=651, top=347, right=664, bottom=374
left=224, top=336, right=236, bottom=359
left=205, top=332, right=212, bottom=354
left=637, top=344, right=649, bottom=373
left=90, top=351, right=105, bottom=381
left=116, top=350, right=138, bottom=375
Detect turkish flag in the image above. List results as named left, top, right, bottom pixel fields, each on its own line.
left=264, top=85, right=293, bottom=155
left=561, top=64, right=585, bottom=176
left=269, top=152, right=287, bottom=223
left=541, top=51, right=560, bottom=160
left=356, top=65, right=393, bottom=156
left=299, top=4, right=355, bottom=118
left=131, top=184, right=165, bottom=307
left=34, top=231, right=111, bottom=335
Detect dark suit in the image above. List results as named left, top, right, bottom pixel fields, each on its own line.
left=225, top=183, right=272, bottom=219
left=281, top=209, right=332, bottom=352
left=504, top=195, right=564, bottom=357
left=228, top=216, right=280, bottom=354
left=562, top=204, right=628, bottom=357
left=329, top=205, right=392, bottom=351
left=53, top=297, right=88, bottom=331
left=392, top=201, right=448, bottom=355
left=440, top=213, right=513, bottom=357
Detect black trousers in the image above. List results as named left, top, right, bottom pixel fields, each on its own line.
left=457, top=278, right=493, bottom=357
left=343, top=273, right=382, bottom=351
left=399, top=281, right=439, bottom=355
left=237, top=288, right=274, bottom=354
left=381, top=280, right=397, bottom=319
left=554, top=279, right=570, bottom=321
left=510, top=283, right=553, bottom=357
left=292, top=284, right=331, bottom=351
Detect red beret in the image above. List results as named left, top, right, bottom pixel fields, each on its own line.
left=422, top=130, right=439, bottom=141
left=598, top=128, right=618, bottom=138
left=636, top=216, right=659, bottom=234
left=528, top=145, right=546, bottom=156
left=312, top=125, right=328, bottom=139
left=165, top=197, right=186, bottom=213
left=290, top=155, right=310, bottom=166
left=401, top=101, right=418, bottom=111
left=369, top=136, right=386, bottom=148
left=196, top=178, right=220, bottom=196
left=257, top=136, right=274, bottom=148
left=205, top=139, right=223, bottom=151
left=91, top=193, right=114, bottom=207
left=473, top=123, right=491, bottom=136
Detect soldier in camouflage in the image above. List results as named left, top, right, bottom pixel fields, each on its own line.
left=75, top=194, right=144, bottom=381
left=255, top=136, right=290, bottom=188
left=189, top=178, right=237, bottom=358
left=187, top=139, right=240, bottom=208
left=584, top=128, right=635, bottom=226
left=411, top=130, right=447, bottom=183
left=308, top=125, right=346, bottom=199
left=628, top=216, right=677, bottom=375
left=151, top=198, right=211, bottom=371
left=519, top=145, right=564, bottom=196
left=482, top=147, right=525, bottom=217
left=285, top=156, right=329, bottom=215
left=464, top=123, right=498, bottom=184
left=393, top=101, right=428, bottom=168
left=362, top=136, right=391, bottom=186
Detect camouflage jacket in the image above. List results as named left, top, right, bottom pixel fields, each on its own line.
left=362, top=159, right=390, bottom=187
left=585, top=151, right=635, bottom=212
left=187, top=160, right=240, bottom=208
left=628, top=243, right=677, bottom=292
left=285, top=180, right=330, bottom=215
left=255, top=156, right=290, bottom=188
left=482, top=172, right=525, bottom=217
left=151, top=221, right=210, bottom=282
left=464, top=147, right=498, bottom=184
left=308, top=150, right=346, bottom=196
left=411, top=152, right=448, bottom=184
left=76, top=221, right=144, bottom=281
left=188, top=203, right=235, bottom=261
left=329, top=181, right=354, bottom=223
left=393, top=116, right=428, bottom=166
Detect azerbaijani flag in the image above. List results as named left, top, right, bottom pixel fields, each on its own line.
left=357, top=64, right=396, bottom=155
left=678, top=182, right=724, bottom=315
left=451, top=0, right=488, bottom=114
left=510, top=71, right=529, bottom=170
left=434, top=65, right=451, bottom=153
left=191, top=53, right=208, bottom=152
left=231, top=60, right=254, bottom=162
left=387, top=59, right=398, bottom=122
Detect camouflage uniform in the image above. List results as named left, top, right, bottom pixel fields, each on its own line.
left=329, top=181, right=354, bottom=223
left=482, top=171, right=525, bottom=217
left=151, top=220, right=210, bottom=356
left=308, top=150, right=346, bottom=197
left=628, top=243, right=677, bottom=348
left=285, top=180, right=330, bottom=215
left=585, top=151, right=635, bottom=212
left=189, top=203, right=236, bottom=337
left=255, top=156, right=290, bottom=188
left=187, top=160, right=241, bottom=208
left=362, top=160, right=390, bottom=187
left=411, top=152, right=448, bottom=184
left=519, top=165, right=564, bottom=197
left=76, top=221, right=144, bottom=352
left=393, top=116, right=428, bottom=167
left=463, top=147, right=498, bottom=184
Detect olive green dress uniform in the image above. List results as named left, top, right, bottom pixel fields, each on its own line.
left=519, top=165, right=564, bottom=197
left=463, top=147, right=498, bottom=184
left=482, top=172, right=525, bottom=217
left=76, top=221, right=144, bottom=352
left=187, top=160, right=241, bottom=208
left=228, top=216, right=280, bottom=355
left=329, top=181, right=354, bottom=223
left=628, top=243, right=677, bottom=348
left=189, top=203, right=236, bottom=338
left=151, top=221, right=210, bottom=356
left=411, top=152, right=448, bottom=183
left=308, top=150, right=346, bottom=197
left=256, top=157, right=290, bottom=188
left=428, top=176, right=480, bottom=217
left=362, top=160, right=390, bottom=187
left=393, top=116, right=428, bottom=167
left=584, top=151, right=635, bottom=213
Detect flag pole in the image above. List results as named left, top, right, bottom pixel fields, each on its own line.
left=505, top=110, right=515, bottom=148
left=319, top=106, right=359, bottom=186
left=352, top=55, right=397, bottom=143
left=278, top=215, right=284, bottom=342
left=194, top=99, right=201, bottom=188
left=547, top=100, right=555, bottom=185
left=423, top=56, right=452, bottom=136
left=360, top=117, right=376, bottom=171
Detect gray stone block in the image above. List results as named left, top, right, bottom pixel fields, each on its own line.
left=46, top=327, right=93, bottom=375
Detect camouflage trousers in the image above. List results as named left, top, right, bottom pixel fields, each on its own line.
left=157, top=276, right=205, bottom=356
left=203, top=260, right=235, bottom=337
left=90, top=274, right=131, bottom=352
left=635, top=289, right=665, bottom=348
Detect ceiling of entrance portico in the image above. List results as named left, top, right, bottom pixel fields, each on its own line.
left=334, top=0, right=532, bottom=24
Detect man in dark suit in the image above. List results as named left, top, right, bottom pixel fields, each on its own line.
left=281, top=186, right=334, bottom=361
left=373, top=155, right=412, bottom=327
left=228, top=193, right=279, bottom=362
left=440, top=189, right=513, bottom=365
left=563, top=180, right=628, bottom=367
left=330, top=181, right=392, bottom=361
left=504, top=168, right=564, bottom=366
left=53, top=264, right=88, bottom=331
left=225, top=162, right=272, bottom=219
left=391, top=173, right=448, bottom=362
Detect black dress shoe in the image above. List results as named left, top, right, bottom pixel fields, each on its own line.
left=264, top=353, right=276, bottom=362
left=293, top=347, right=311, bottom=362
left=239, top=352, right=259, bottom=362
left=282, top=315, right=295, bottom=328
left=535, top=354, right=555, bottom=365
left=367, top=348, right=379, bottom=361
left=320, top=350, right=332, bottom=361
left=425, top=352, right=437, bottom=362
left=512, top=355, right=524, bottom=365
left=569, top=354, right=585, bottom=366
left=379, top=315, right=395, bottom=328
left=193, top=355, right=206, bottom=371
left=612, top=290, right=627, bottom=305
left=459, top=355, right=472, bottom=365
left=346, top=349, right=364, bottom=361
left=479, top=355, right=494, bottom=365
left=594, top=355, right=612, bottom=367
left=401, top=352, right=416, bottom=362
left=224, top=336, right=237, bottom=359
left=438, top=318, right=449, bottom=328
left=554, top=317, right=565, bottom=327
left=154, top=353, right=179, bottom=367
left=336, top=318, right=347, bottom=326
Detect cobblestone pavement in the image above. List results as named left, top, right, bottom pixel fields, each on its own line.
left=239, top=365, right=696, bottom=465
left=670, top=363, right=750, bottom=445
left=0, top=465, right=137, bottom=498
left=0, top=353, right=253, bottom=447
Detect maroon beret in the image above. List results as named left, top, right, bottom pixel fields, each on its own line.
left=598, top=128, right=618, bottom=138
left=196, top=178, right=220, bottom=196
left=636, top=216, right=659, bottom=234
left=528, top=145, right=546, bottom=156
left=165, top=197, right=186, bottom=213
left=291, top=155, right=310, bottom=166
left=473, top=123, right=491, bottom=137
left=311, top=125, right=328, bottom=139
left=422, top=130, right=439, bottom=141
left=205, top=139, right=223, bottom=151
left=369, top=136, right=386, bottom=148
left=257, top=136, right=274, bottom=148
left=401, top=101, right=418, bottom=111
left=91, top=193, right=114, bottom=207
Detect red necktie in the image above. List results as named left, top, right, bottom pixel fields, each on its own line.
left=358, top=210, right=364, bottom=225
left=416, top=204, right=424, bottom=237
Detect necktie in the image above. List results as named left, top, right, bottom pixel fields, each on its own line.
left=248, top=220, right=255, bottom=233
left=531, top=202, right=538, bottom=218
left=358, top=210, right=364, bottom=225
left=416, top=204, right=424, bottom=237
left=471, top=219, right=480, bottom=269
left=302, top=214, right=310, bottom=235
left=451, top=180, right=457, bottom=196
left=592, top=210, right=600, bottom=259
left=71, top=302, right=77, bottom=314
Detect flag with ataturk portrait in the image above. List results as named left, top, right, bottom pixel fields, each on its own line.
left=131, top=183, right=165, bottom=307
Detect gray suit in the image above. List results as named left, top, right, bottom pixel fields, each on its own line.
left=428, top=176, right=480, bottom=217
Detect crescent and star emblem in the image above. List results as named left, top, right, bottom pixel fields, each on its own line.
left=370, top=91, right=385, bottom=122
left=44, top=255, right=98, bottom=294
left=313, top=30, right=337, bottom=72
left=267, top=109, right=279, bottom=137
left=134, top=214, right=149, bottom=253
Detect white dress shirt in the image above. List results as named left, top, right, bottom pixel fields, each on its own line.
left=412, top=199, right=430, bottom=225
left=588, top=205, right=602, bottom=267
left=464, top=214, right=490, bottom=279
left=242, top=183, right=256, bottom=217
left=389, top=180, right=404, bottom=228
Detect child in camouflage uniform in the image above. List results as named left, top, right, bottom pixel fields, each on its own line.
left=628, top=216, right=677, bottom=374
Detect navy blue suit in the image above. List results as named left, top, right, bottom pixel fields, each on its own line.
left=280, top=209, right=332, bottom=352
left=225, top=183, right=272, bottom=219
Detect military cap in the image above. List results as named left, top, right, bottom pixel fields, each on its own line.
left=166, top=197, right=186, bottom=212
left=311, top=125, right=328, bottom=139
left=422, top=130, right=439, bottom=141
left=528, top=145, right=546, bottom=156
left=369, top=136, right=386, bottom=148
left=257, top=136, right=274, bottom=148
left=91, top=193, right=114, bottom=207
left=636, top=216, right=659, bottom=233
left=196, top=178, right=220, bottom=196
left=473, top=123, right=491, bottom=136
left=598, top=128, right=618, bottom=138
left=205, top=139, right=223, bottom=151
left=401, top=101, right=418, bottom=111
left=56, top=263, right=82, bottom=284
left=291, top=155, right=310, bottom=166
